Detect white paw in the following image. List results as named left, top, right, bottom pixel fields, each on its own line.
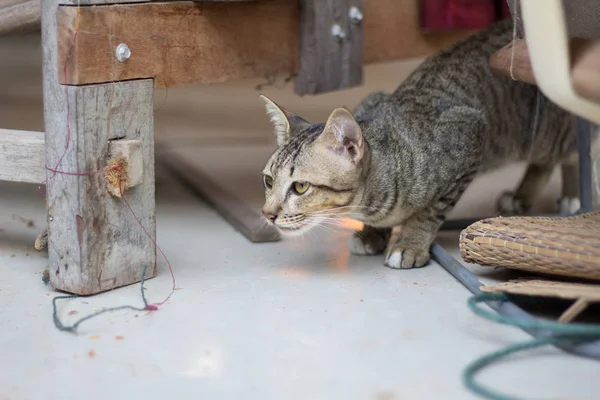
left=558, top=197, right=581, bottom=215
left=349, top=235, right=369, bottom=255
left=497, top=191, right=525, bottom=216
left=384, top=247, right=430, bottom=269
left=349, top=235, right=380, bottom=255
left=384, top=250, right=403, bottom=269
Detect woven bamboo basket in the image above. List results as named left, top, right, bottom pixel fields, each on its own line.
left=459, top=212, right=600, bottom=281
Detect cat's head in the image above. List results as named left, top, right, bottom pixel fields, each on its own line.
left=259, top=95, right=369, bottom=236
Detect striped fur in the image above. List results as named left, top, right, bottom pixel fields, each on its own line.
left=261, top=20, right=579, bottom=269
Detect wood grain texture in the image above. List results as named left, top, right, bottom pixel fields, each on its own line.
left=157, top=144, right=280, bottom=243
left=43, top=0, right=156, bottom=295
left=57, top=0, right=299, bottom=88
left=60, top=0, right=256, bottom=4
left=295, top=0, right=364, bottom=95
left=0, top=0, right=40, bottom=36
left=56, top=0, right=472, bottom=89
left=0, top=129, right=45, bottom=183
left=0, top=0, right=256, bottom=35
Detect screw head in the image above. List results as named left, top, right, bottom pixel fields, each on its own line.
left=331, top=24, right=346, bottom=40
left=349, top=6, right=363, bottom=24
left=116, top=43, right=131, bottom=62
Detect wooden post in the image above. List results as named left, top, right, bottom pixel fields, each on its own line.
left=295, top=0, right=364, bottom=95
left=42, top=0, right=156, bottom=295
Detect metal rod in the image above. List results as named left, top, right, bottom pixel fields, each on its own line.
left=578, top=117, right=593, bottom=213
left=431, top=243, right=600, bottom=360
left=440, top=212, right=576, bottom=232
left=440, top=218, right=487, bottom=231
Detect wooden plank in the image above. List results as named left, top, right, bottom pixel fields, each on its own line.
left=0, top=0, right=256, bottom=35
left=43, top=0, right=156, bottom=295
left=57, top=1, right=299, bottom=88
left=0, top=129, right=45, bottom=183
left=61, top=0, right=256, bottom=4
left=0, top=0, right=40, bottom=36
left=56, top=0, right=473, bottom=89
left=295, top=0, right=364, bottom=95
left=157, top=144, right=280, bottom=243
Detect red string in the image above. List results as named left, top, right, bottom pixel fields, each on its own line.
left=119, top=185, right=177, bottom=309
left=39, top=30, right=80, bottom=192
left=45, top=165, right=119, bottom=176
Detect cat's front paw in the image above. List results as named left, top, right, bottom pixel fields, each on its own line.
left=349, top=230, right=387, bottom=255
left=384, top=245, right=430, bottom=269
left=558, top=197, right=581, bottom=215
left=496, top=191, right=529, bottom=216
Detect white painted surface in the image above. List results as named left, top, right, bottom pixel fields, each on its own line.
left=0, top=177, right=598, bottom=400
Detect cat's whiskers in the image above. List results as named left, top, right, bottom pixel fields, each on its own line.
left=310, top=205, right=369, bottom=215
left=309, top=215, right=360, bottom=233
left=258, top=217, right=270, bottom=231
left=314, top=223, right=337, bottom=235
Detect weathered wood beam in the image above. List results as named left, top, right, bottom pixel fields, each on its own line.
left=0, top=129, right=45, bottom=183
left=295, top=0, right=364, bottom=95
left=43, top=0, right=157, bottom=295
left=0, top=1, right=259, bottom=36
left=61, top=0, right=256, bottom=4
left=56, top=0, right=472, bottom=89
left=0, top=129, right=146, bottom=189
left=157, top=145, right=281, bottom=243
left=0, top=0, right=40, bottom=36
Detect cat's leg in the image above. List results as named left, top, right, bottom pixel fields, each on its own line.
left=349, top=225, right=391, bottom=255
left=384, top=168, right=476, bottom=269
left=558, top=152, right=581, bottom=214
left=497, top=163, right=554, bottom=215
left=384, top=208, right=443, bottom=269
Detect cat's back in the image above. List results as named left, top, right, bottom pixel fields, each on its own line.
left=393, top=19, right=514, bottom=104
left=377, top=19, right=574, bottom=167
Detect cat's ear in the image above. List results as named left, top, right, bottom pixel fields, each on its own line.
left=321, top=108, right=365, bottom=164
left=260, top=95, right=296, bottom=146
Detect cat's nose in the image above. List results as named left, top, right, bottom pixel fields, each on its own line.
left=263, top=213, right=277, bottom=222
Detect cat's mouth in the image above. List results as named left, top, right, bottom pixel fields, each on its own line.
left=269, top=214, right=315, bottom=236
left=275, top=223, right=315, bottom=237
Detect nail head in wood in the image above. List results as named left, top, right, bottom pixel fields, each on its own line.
left=349, top=6, right=363, bottom=24
left=331, top=24, right=345, bottom=41
left=116, top=43, right=131, bottom=62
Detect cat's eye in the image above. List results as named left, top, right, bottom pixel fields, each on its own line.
left=263, top=175, right=273, bottom=189
left=293, top=181, right=310, bottom=195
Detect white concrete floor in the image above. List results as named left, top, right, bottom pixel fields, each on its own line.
left=1, top=33, right=599, bottom=400
left=1, top=176, right=599, bottom=400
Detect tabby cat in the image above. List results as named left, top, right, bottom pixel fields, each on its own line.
left=260, top=19, right=579, bottom=269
